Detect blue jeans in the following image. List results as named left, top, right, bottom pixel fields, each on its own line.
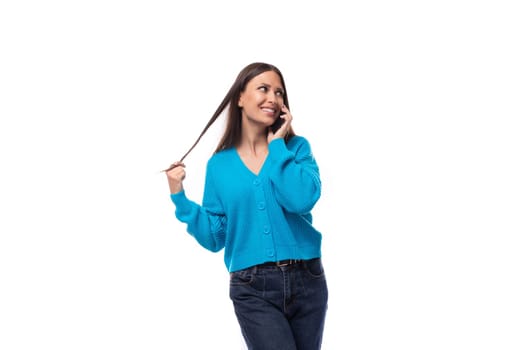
left=229, top=258, right=328, bottom=350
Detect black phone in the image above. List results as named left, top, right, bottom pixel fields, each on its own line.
left=271, top=112, right=285, bottom=133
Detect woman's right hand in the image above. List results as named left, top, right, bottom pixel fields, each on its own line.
left=165, top=161, right=186, bottom=194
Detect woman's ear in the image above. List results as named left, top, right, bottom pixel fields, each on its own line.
left=238, top=91, right=244, bottom=108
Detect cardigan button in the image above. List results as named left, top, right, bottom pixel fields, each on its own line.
left=257, top=202, right=266, bottom=210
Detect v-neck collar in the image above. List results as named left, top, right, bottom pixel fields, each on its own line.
left=233, top=148, right=269, bottom=177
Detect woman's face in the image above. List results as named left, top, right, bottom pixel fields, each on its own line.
left=238, top=70, right=285, bottom=128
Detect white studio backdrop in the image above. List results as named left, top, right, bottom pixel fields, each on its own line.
left=1, top=1, right=524, bottom=349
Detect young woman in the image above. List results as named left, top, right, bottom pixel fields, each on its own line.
left=165, top=62, right=328, bottom=350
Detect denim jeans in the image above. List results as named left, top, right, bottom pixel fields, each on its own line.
left=229, top=258, right=328, bottom=350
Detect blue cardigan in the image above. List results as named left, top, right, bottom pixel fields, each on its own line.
left=170, top=136, right=323, bottom=272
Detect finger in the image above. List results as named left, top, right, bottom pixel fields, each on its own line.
left=163, top=161, right=185, bottom=172
left=166, top=166, right=185, bottom=179
left=281, top=105, right=292, bottom=119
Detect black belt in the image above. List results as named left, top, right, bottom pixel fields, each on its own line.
left=259, top=259, right=304, bottom=267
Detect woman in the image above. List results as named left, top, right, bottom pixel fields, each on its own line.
left=165, top=62, right=328, bottom=350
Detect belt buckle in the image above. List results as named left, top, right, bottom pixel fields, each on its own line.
left=276, top=259, right=298, bottom=267
left=276, top=259, right=291, bottom=267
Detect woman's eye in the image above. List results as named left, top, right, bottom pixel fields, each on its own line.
left=258, top=86, right=268, bottom=92
left=276, top=90, right=284, bottom=97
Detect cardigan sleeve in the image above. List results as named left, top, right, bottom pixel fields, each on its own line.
left=170, top=163, right=226, bottom=252
left=267, top=136, right=321, bottom=214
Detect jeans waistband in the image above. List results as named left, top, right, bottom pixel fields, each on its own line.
left=258, top=258, right=319, bottom=268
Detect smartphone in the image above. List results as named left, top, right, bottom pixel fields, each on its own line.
left=271, top=112, right=285, bottom=133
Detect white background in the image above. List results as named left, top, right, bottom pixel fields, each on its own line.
left=1, top=1, right=524, bottom=349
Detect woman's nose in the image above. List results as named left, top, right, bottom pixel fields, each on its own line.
left=267, top=91, right=278, bottom=103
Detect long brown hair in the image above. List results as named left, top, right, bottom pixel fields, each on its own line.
left=178, top=62, right=295, bottom=163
